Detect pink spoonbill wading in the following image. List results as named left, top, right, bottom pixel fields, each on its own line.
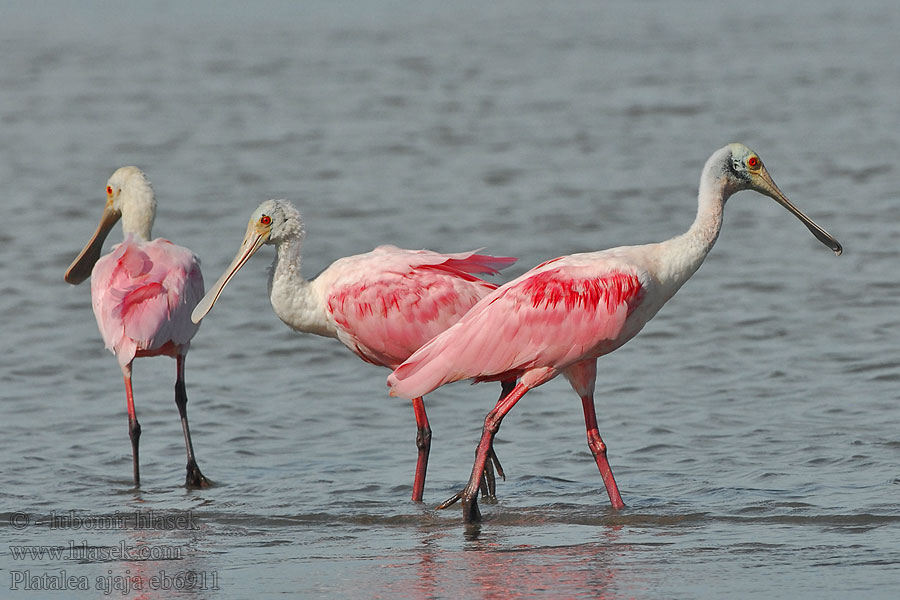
left=65, top=167, right=209, bottom=488
left=190, top=199, right=516, bottom=502
left=387, top=143, right=843, bottom=523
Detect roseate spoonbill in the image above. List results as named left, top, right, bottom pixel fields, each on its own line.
left=190, top=199, right=516, bottom=501
left=388, top=143, right=843, bottom=522
left=65, top=167, right=209, bottom=489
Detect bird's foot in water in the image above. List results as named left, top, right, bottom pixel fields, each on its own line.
left=440, top=443, right=504, bottom=519
left=437, top=490, right=482, bottom=523
left=185, top=461, right=212, bottom=489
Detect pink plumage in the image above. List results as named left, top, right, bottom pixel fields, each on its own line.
left=389, top=255, right=648, bottom=395
left=92, top=235, right=203, bottom=367
left=323, top=246, right=515, bottom=369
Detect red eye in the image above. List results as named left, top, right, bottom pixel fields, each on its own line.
left=106, top=185, right=113, bottom=196
left=260, top=215, right=272, bottom=226
left=747, top=156, right=759, bottom=168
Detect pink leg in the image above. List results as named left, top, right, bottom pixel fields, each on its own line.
left=175, top=354, right=210, bottom=488
left=581, top=394, right=625, bottom=509
left=411, top=396, right=431, bottom=502
left=438, top=382, right=530, bottom=523
left=478, top=379, right=516, bottom=501
left=410, top=382, right=513, bottom=504
left=123, top=364, right=141, bottom=487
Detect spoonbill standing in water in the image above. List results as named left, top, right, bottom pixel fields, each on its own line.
left=388, top=143, right=843, bottom=522
left=65, top=167, right=209, bottom=488
left=191, top=199, right=516, bottom=502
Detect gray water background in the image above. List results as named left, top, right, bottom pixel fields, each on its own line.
left=1, top=0, right=898, bottom=598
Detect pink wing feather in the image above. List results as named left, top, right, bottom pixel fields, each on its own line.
left=324, top=247, right=515, bottom=369
left=388, top=257, right=647, bottom=399
left=91, top=236, right=204, bottom=367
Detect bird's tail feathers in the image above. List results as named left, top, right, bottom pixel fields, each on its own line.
left=388, top=346, right=462, bottom=399
left=441, top=251, right=516, bottom=276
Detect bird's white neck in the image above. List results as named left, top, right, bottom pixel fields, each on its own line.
left=654, top=157, right=730, bottom=295
left=267, top=236, right=335, bottom=338
left=120, top=188, right=156, bottom=242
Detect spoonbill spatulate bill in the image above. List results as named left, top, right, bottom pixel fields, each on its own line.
left=388, top=143, right=842, bottom=523
left=65, top=167, right=209, bottom=488
left=191, top=199, right=516, bottom=502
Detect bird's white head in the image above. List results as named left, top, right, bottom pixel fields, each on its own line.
left=190, top=200, right=305, bottom=323
left=250, top=199, right=305, bottom=247
left=708, top=143, right=842, bottom=255
left=106, top=166, right=156, bottom=241
left=64, top=166, right=157, bottom=285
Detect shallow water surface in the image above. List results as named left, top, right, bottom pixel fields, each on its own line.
left=1, top=1, right=899, bottom=598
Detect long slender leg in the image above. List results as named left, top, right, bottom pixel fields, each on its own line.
left=479, top=379, right=516, bottom=501
left=175, top=354, right=210, bottom=488
left=438, top=382, right=530, bottom=523
left=411, top=383, right=513, bottom=503
left=411, top=396, right=431, bottom=502
left=581, top=394, right=625, bottom=509
left=123, top=363, right=141, bottom=487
